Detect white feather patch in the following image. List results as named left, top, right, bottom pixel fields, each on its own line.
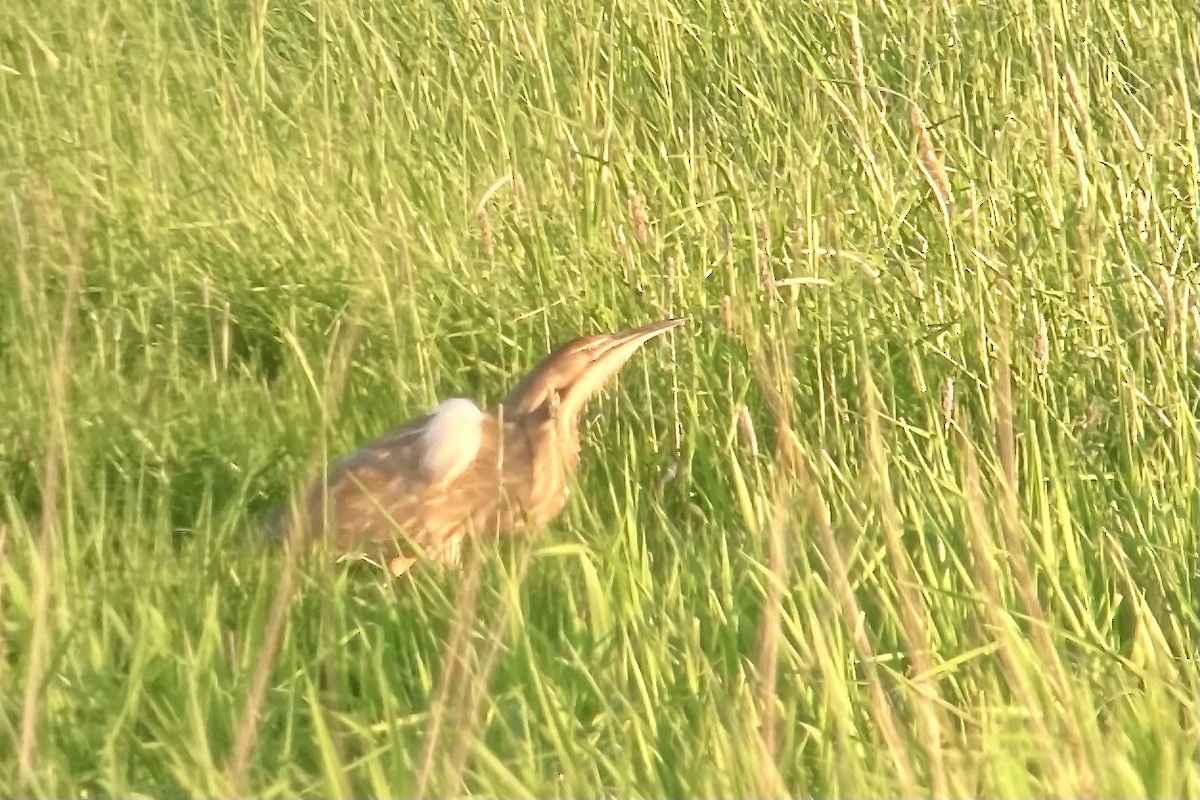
left=420, top=398, right=484, bottom=486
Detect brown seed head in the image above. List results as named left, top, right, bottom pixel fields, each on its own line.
left=1133, top=188, right=1151, bottom=243
left=1063, top=64, right=1087, bottom=125
left=630, top=191, right=649, bottom=244
left=909, top=102, right=953, bottom=209
left=1061, top=117, right=1089, bottom=208
left=1034, top=314, right=1049, bottom=376
left=845, top=13, right=866, bottom=101
left=477, top=207, right=495, bottom=261
left=940, top=377, right=955, bottom=427
left=737, top=404, right=759, bottom=457
left=756, top=213, right=777, bottom=301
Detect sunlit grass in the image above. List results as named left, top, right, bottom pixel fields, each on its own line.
left=1, top=0, right=1197, bottom=795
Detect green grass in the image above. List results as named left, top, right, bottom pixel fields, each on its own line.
left=2, top=0, right=1197, bottom=795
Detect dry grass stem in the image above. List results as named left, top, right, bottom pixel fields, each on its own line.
left=756, top=213, right=778, bottom=302
left=17, top=212, right=85, bottom=794
left=994, top=298, right=1087, bottom=766
left=1159, top=269, right=1177, bottom=339
left=861, top=354, right=948, bottom=796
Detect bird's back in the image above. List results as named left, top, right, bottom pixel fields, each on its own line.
left=272, top=407, right=574, bottom=566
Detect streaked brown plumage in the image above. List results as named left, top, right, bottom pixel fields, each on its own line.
left=270, top=318, right=684, bottom=577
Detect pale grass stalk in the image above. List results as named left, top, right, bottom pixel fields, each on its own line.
left=1043, top=101, right=1059, bottom=180
left=315, top=601, right=351, bottom=798
left=720, top=294, right=734, bottom=334
left=1111, top=100, right=1145, bottom=151
left=753, top=497, right=789, bottom=799
left=1061, top=117, right=1089, bottom=208
left=756, top=322, right=915, bottom=791
left=513, top=172, right=529, bottom=221
left=665, top=254, right=678, bottom=309
left=993, top=296, right=1088, bottom=770
left=958, top=435, right=1050, bottom=743
left=559, top=136, right=576, bottom=195
left=415, top=538, right=486, bottom=795
left=1159, top=268, right=1176, bottom=340
left=749, top=338, right=795, bottom=796
left=797, top=451, right=917, bottom=794
left=226, top=318, right=362, bottom=791
left=756, top=210, right=777, bottom=302
left=1034, top=312, right=1049, bottom=376
left=17, top=212, right=85, bottom=793
left=844, top=12, right=867, bottom=104
left=477, top=206, right=495, bottom=260
left=201, top=274, right=217, bottom=379
left=0, top=522, right=8, bottom=659
left=0, top=186, right=31, bottom=670
left=443, top=544, right=538, bottom=789
left=1062, top=64, right=1087, bottom=127
left=737, top=404, right=759, bottom=456
left=860, top=353, right=948, bottom=796
left=818, top=82, right=890, bottom=201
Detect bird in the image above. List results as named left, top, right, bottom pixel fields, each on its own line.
left=268, top=318, right=684, bottom=578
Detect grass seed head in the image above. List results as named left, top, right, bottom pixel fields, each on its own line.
left=756, top=210, right=771, bottom=255
left=758, top=260, right=778, bottom=302
left=1034, top=314, right=1049, bottom=376
left=720, top=294, right=734, bottom=334
left=845, top=13, right=866, bottom=100
left=1063, top=64, right=1088, bottom=125
left=630, top=191, right=649, bottom=244
left=940, top=376, right=955, bottom=426
left=476, top=207, right=495, bottom=261
left=1133, top=188, right=1151, bottom=242
left=909, top=101, right=953, bottom=209
left=1061, top=117, right=1089, bottom=208
left=737, top=404, right=759, bottom=457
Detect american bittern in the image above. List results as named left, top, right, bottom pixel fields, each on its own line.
left=270, top=318, right=684, bottom=577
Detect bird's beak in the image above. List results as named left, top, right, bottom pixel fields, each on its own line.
left=555, top=317, right=685, bottom=422
left=595, top=318, right=686, bottom=358
left=503, top=318, right=685, bottom=418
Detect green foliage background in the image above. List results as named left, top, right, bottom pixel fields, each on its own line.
left=1, top=0, right=1196, bottom=795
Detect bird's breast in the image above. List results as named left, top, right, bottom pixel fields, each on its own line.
left=492, top=417, right=578, bottom=534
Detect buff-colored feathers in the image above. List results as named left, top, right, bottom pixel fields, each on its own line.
left=269, top=319, right=684, bottom=577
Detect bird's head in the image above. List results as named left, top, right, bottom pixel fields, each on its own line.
left=500, top=318, right=684, bottom=431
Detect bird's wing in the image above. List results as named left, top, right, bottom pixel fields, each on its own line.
left=418, top=398, right=485, bottom=486
left=305, top=401, right=493, bottom=556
